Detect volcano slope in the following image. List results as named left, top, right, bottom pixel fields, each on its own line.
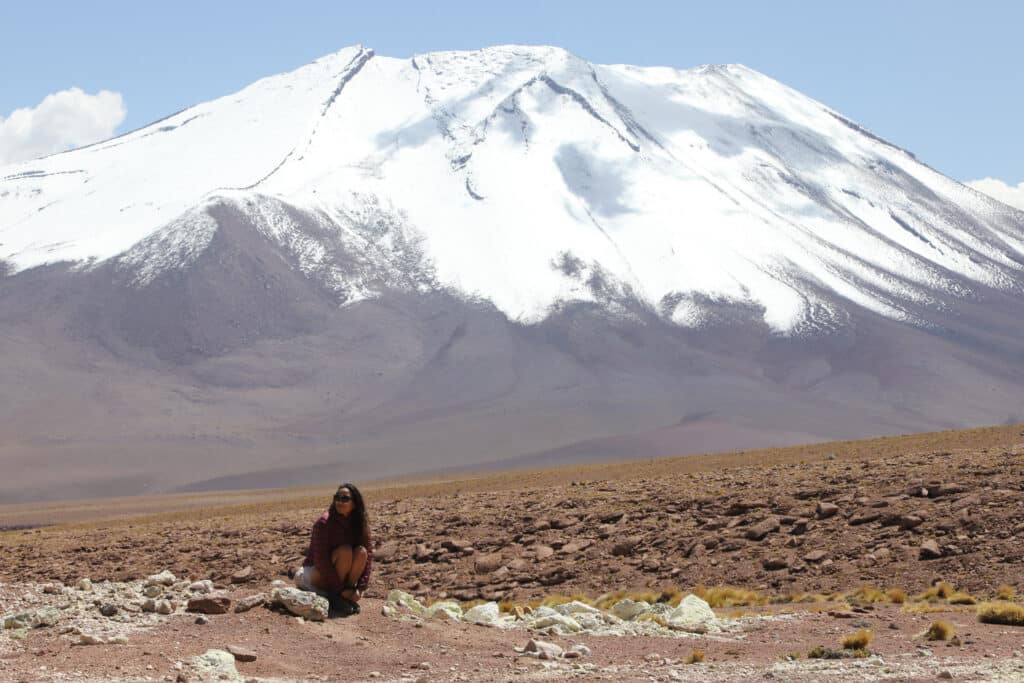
left=2, top=424, right=1023, bottom=681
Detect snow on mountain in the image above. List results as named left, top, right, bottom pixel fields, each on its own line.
left=2, top=44, right=1023, bottom=334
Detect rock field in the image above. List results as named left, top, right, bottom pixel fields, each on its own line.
left=2, top=427, right=1024, bottom=680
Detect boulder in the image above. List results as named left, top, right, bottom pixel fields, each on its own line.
left=187, top=596, right=231, bottom=615
left=463, top=602, right=501, bottom=625
left=668, top=595, right=717, bottom=628
left=191, top=649, right=239, bottom=680
left=145, top=570, right=177, bottom=586
left=524, top=638, right=564, bottom=659
left=230, top=566, right=254, bottom=584
left=271, top=588, right=328, bottom=622
left=745, top=517, right=781, bottom=541
left=611, top=537, right=640, bottom=556
left=816, top=502, right=840, bottom=519
left=610, top=599, right=650, bottom=621
left=233, top=593, right=268, bottom=613
left=474, top=553, right=504, bottom=574
left=919, top=540, right=943, bottom=560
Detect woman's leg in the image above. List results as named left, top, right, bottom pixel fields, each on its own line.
left=331, top=545, right=354, bottom=588
left=342, top=546, right=368, bottom=601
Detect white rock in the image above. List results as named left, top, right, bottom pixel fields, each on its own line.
left=553, top=600, right=601, bottom=616
left=145, top=570, right=176, bottom=586
left=526, top=612, right=582, bottom=633
left=107, top=635, right=128, bottom=645
left=524, top=639, right=564, bottom=659
left=425, top=601, right=463, bottom=620
left=143, top=585, right=163, bottom=598
left=155, top=599, right=173, bottom=615
left=271, top=588, right=328, bottom=622
left=386, top=589, right=425, bottom=614
left=668, top=595, right=717, bottom=628
left=610, top=599, right=650, bottom=621
left=78, top=633, right=104, bottom=645
left=191, top=649, right=239, bottom=680
left=189, top=580, right=215, bottom=594
left=75, top=578, right=92, bottom=591
left=463, top=602, right=500, bottom=625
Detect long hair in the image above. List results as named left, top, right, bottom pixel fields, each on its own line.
left=335, top=482, right=369, bottom=544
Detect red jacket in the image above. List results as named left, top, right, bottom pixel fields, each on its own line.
left=302, top=506, right=373, bottom=593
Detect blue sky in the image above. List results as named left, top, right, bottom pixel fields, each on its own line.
left=2, top=1, right=1022, bottom=186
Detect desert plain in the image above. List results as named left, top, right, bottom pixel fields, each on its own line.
left=2, top=423, right=1024, bottom=681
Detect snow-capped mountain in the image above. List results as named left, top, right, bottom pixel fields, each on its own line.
left=2, top=45, right=1023, bottom=502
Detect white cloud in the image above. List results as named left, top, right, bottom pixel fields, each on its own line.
left=0, top=88, right=126, bottom=165
left=965, top=178, right=1024, bottom=212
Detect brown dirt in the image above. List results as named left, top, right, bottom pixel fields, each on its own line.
left=2, top=423, right=1024, bottom=680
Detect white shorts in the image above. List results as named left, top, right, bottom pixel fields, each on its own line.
left=293, top=566, right=329, bottom=596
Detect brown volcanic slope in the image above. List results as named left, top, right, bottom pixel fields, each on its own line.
left=3, top=422, right=1023, bottom=599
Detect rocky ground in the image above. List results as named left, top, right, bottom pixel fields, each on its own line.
left=2, top=425, right=1024, bottom=680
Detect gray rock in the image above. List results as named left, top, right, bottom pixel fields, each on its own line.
left=745, top=517, right=781, bottom=541
left=99, top=603, right=119, bottom=617
left=226, top=645, right=257, bottom=662
left=233, top=592, right=268, bottom=613
left=230, top=566, right=254, bottom=584
left=271, top=587, right=328, bottom=622
left=524, top=638, right=564, bottom=659
left=191, top=649, right=239, bottom=680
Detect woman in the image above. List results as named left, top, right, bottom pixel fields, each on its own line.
left=295, top=482, right=373, bottom=616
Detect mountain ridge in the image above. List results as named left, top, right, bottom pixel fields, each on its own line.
left=1, top=45, right=1023, bottom=502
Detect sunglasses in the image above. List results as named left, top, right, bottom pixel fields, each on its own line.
left=334, top=494, right=353, bottom=503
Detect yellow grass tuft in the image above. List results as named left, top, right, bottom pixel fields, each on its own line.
left=850, top=586, right=887, bottom=604
left=977, top=601, right=1024, bottom=626
left=947, top=591, right=976, bottom=605
left=918, top=581, right=955, bottom=602
left=925, top=620, right=955, bottom=641
left=692, top=584, right=769, bottom=608
left=686, top=649, right=705, bottom=664
left=840, top=629, right=873, bottom=650
left=995, top=584, right=1017, bottom=601
left=885, top=587, right=907, bottom=604
left=594, top=590, right=627, bottom=610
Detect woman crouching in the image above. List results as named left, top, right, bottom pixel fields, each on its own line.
left=295, top=482, right=373, bottom=616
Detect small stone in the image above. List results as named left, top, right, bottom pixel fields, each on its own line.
left=227, top=645, right=257, bottom=662
left=803, top=550, right=828, bottom=563
left=745, top=517, right=781, bottom=541
left=534, top=545, right=554, bottom=560
left=230, top=566, right=254, bottom=584
left=189, top=580, right=214, bottom=594
left=919, top=539, right=943, bottom=560
left=144, top=585, right=163, bottom=598
left=194, top=615, right=210, bottom=625
left=937, top=671, right=953, bottom=679
left=99, top=603, right=118, bottom=617
left=78, top=633, right=104, bottom=645
left=762, top=556, right=790, bottom=570
left=816, top=502, right=839, bottom=519
left=271, top=587, right=328, bottom=621
left=76, top=578, right=93, bottom=591
left=611, top=537, right=640, bottom=556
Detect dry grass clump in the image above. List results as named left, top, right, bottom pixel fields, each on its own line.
left=925, top=620, right=956, bottom=641
left=849, top=586, right=887, bottom=604
left=840, top=629, right=873, bottom=650
left=686, top=649, right=705, bottom=664
left=995, top=584, right=1017, bottom=601
left=692, top=584, right=769, bottom=608
left=636, top=612, right=671, bottom=627
left=947, top=591, right=977, bottom=605
left=977, top=602, right=1024, bottom=626
left=807, top=645, right=846, bottom=659
left=885, top=588, right=907, bottom=604
left=917, top=581, right=955, bottom=602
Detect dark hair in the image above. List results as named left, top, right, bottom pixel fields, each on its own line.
left=335, top=482, right=368, bottom=543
